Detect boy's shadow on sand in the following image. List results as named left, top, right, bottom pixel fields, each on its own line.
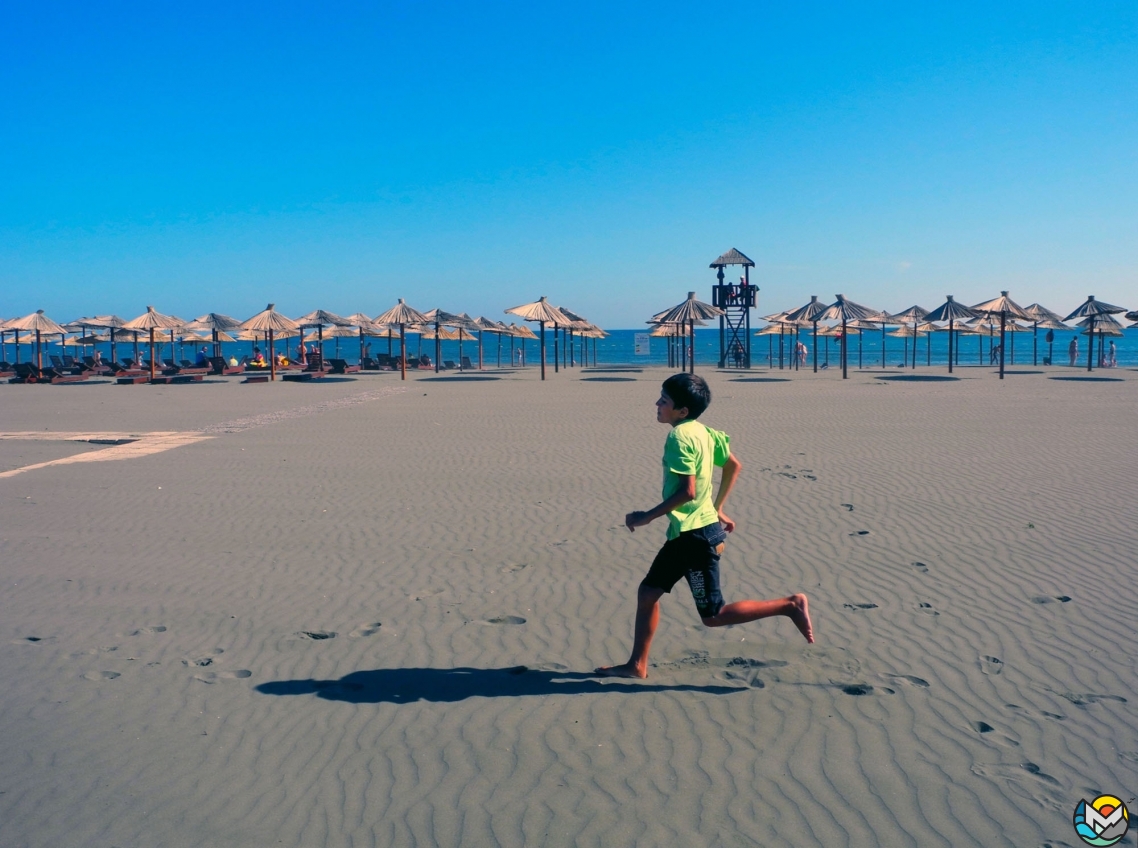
left=256, top=666, right=740, bottom=703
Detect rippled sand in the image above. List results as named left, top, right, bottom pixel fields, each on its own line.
left=1, top=366, right=1135, bottom=846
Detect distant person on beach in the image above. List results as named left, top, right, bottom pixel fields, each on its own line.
left=92, top=349, right=102, bottom=366
left=1068, top=337, right=1078, bottom=366
left=1108, top=340, right=1117, bottom=367
left=594, top=373, right=813, bottom=680
left=990, top=343, right=1000, bottom=365
left=296, top=342, right=307, bottom=367
left=796, top=340, right=807, bottom=367
left=196, top=346, right=209, bottom=366
left=251, top=347, right=266, bottom=367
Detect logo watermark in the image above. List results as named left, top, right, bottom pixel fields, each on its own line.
left=1073, top=795, right=1128, bottom=846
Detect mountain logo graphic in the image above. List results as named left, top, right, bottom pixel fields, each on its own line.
left=1073, top=795, right=1128, bottom=846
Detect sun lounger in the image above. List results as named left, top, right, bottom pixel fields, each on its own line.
left=11, top=363, right=88, bottom=384
left=461, top=356, right=476, bottom=370
left=50, top=355, right=84, bottom=375
left=209, top=356, right=244, bottom=376
left=443, top=360, right=457, bottom=370
left=327, top=358, right=360, bottom=374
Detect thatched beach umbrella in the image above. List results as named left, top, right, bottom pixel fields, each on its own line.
left=1023, top=304, right=1063, bottom=366
left=1077, top=314, right=1123, bottom=367
left=786, top=296, right=830, bottom=372
left=375, top=299, right=429, bottom=380
left=8, top=310, right=68, bottom=370
left=124, top=306, right=185, bottom=382
left=971, top=291, right=1031, bottom=379
left=1064, top=296, right=1127, bottom=372
left=239, top=304, right=299, bottom=381
left=81, top=315, right=132, bottom=365
left=421, top=309, right=476, bottom=374
left=888, top=306, right=929, bottom=369
left=505, top=296, right=567, bottom=381
left=656, top=292, right=724, bottom=374
left=296, top=309, right=351, bottom=364
left=185, top=313, right=242, bottom=359
left=925, top=296, right=977, bottom=374
left=819, top=295, right=879, bottom=379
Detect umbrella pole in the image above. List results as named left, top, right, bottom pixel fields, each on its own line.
left=812, top=322, right=818, bottom=372
left=13, top=329, right=18, bottom=365
left=435, top=322, right=440, bottom=373
left=270, top=330, right=276, bottom=380
left=689, top=319, right=695, bottom=374
left=926, top=330, right=930, bottom=366
left=1087, top=318, right=1094, bottom=371
left=999, top=313, right=1006, bottom=379
left=497, top=332, right=501, bottom=368
left=36, top=330, right=42, bottom=370
left=1033, top=323, right=1038, bottom=366
left=539, top=321, right=546, bottom=380
left=841, top=319, right=848, bottom=379
left=858, top=330, right=862, bottom=370
left=554, top=327, right=559, bottom=374
left=479, top=330, right=483, bottom=370
left=149, top=329, right=156, bottom=382
left=1010, top=326, right=1015, bottom=365
left=948, top=319, right=954, bottom=373
left=400, top=324, right=406, bottom=379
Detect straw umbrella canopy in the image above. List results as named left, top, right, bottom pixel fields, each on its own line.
left=124, top=306, right=185, bottom=381
left=505, top=296, right=568, bottom=380
left=655, top=292, right=724, bottom=374
left=1126, top=310, right=1138, bottom=323
left=239, top=304, right=300, bottom=381
left=420, top=309, right=476, bottom=373
left=472, top=316, right=507, bottom=369
left=8, top=310, right=69, bottom=370
left=341, top=312, right=383, bottom=362
left=79, top=315, right=133, bottom=364
left=785, top=296, right=830, bottom=372
left=818, top=295, right=879, bottom=379
left=1064, top=296, right=1127, bottom=372
left=374, top=299, right=430, bottom=380
left=295, top=309, right=351, bottom=363
left=971, top=291, right=1031, bottom=379
left=1077, top=314, right=1123, bottom=367
left=925, top=296, right=978, bottom=374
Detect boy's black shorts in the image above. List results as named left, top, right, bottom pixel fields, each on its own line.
left=642, top=522, right=727, bottom=619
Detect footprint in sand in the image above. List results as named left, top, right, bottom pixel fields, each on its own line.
left=499, top=563, right=528, bottom=573
left=918, top=602, right=939, bottom=616
left=297, top=630, right=337, bottom=640
left=1030, top=595, right=1072, bottom=604
left=182, top=649, right=225, bottom=667
left=482, top=615, right=527, bottom=626
left=884, top=673, right=930, bottom=688
left=843, top=603, right=878, bottom=611
left=1054, top=692, right=1127, bottom=708
left=969, top=762, right=1063, bottom=809
left=195, top=670, right=252, bottom=684
left=911, top=562, right=929, bottom=573
left=348, top=622, right=382, bottom=638
left=13, top=635, right=56, bottom=645
left=980, top=656, right=1003, bottom=675
left=842, top=683, right=891, bottom=696
left=840, top=504, right=854, bottom=512
left=971, top=720, right=1020, bottom=746
left=83, top=671, right=121, bottom=681
left=1005, top=704, right=1065, bottom=721
left=723, top=671, right=766, bottom=688
left=776, top=472, right=798, bottom=479
left=129, top=626, right=167, bottom=636
left=849, top=530, right=870, bottom=537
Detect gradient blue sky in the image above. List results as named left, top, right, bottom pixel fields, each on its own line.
left=3, top=2, right=1135, bottom=327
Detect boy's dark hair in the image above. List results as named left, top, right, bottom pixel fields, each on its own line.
left=662, top=373, right=711, bottom=419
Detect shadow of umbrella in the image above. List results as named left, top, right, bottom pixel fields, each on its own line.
left=1064, top=296, right=1128, bottom=372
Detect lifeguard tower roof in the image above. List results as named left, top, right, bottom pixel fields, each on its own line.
left=710, top=248, right=755, bottom=268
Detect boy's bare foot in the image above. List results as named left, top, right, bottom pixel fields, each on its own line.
left=593, top=663, right=648, bottom=679
left=789, top=593, right=814, bottom=643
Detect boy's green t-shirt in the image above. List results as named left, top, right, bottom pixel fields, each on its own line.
left=662, top=419, right=731, bottom=539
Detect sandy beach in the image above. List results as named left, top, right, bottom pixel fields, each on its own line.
left=1, top=366, right=1136, bottom=847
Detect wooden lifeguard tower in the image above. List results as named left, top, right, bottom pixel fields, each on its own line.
left=710, top=248, right=757, bottom=368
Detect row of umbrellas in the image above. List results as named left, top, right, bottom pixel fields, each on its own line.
left=1, top=298, right=607, bottom=383
left=753, top=293, right=1134, bottom=377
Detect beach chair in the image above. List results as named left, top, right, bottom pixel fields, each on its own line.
left=461, top=356, right=476, bottom=370
left=327, top=358, right=360, bottom=374
left=443, top=360, right=457, bottom=370
left=209, top=356, right=243, bottom=376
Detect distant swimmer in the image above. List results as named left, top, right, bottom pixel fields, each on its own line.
left=594, top=374, right=813, bottom=680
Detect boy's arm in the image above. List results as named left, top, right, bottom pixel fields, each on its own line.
left=713, top=454, right=742, bottom=533
left=625, top=475, right=695, bottom=532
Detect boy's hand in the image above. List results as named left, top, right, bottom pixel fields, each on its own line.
left=718, top=511, right=736, bottom=533
left=625, top=511, right=652, bottom=532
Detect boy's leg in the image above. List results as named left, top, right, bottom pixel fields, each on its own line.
left=701, top=594, right=814, bottom=643
left=594, top=583, right=666, bottom=679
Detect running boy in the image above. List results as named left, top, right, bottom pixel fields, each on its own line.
left=596, top=373, right=813, bottom=679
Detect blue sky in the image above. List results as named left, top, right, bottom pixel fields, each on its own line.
left=2, top=2, right=1135, bottom=327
